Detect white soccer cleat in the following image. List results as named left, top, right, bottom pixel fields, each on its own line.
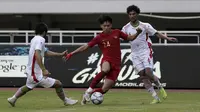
left=81, top=93, right=91, bottom=105
left=7, top=97, right=16, bottom=107
left=84, top=92, right=91, bottom=102
left=64, top=98, right=78, bottom=106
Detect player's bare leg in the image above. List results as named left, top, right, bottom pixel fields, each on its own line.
left=101, top=78, right=114, bottom=93
left=81, top=61, right=110, bottom=105
left=145, top=68, right=162, bottom=88
left=53, top=80, right=78, bottom=106
left=92, top=78, right=114, bottom=94
left=145, top=68, right=167, bottom=100
left=81, top=71, right=107, bottom=105
left=139, top=70, right=161, bottom=104
left=7, top=85, right=32, bottom=107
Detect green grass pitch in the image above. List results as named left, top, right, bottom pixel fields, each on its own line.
left=1, top=88, right=200, bottom=112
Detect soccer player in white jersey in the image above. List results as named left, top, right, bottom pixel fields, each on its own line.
left=122, top=5, right=178, bottom=104
left=7, top=22, right=78, bottom=107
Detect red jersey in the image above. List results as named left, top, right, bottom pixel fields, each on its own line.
left=88, top=29, right=128, bottom=66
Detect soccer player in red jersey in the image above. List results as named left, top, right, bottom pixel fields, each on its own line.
left=64, top=15, right=142, bottom=105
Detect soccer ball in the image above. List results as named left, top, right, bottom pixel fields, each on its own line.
left=90, top=92, right=104, bottom=105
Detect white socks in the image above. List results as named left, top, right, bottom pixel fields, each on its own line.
left=148, top=87, right=159, bottom=100
left=86, top=87, right=93, bottom=94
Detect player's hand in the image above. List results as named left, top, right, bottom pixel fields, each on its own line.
left=136, top=28, right=142, bottom=34
left=63, top=52, right=73, bottom=61
left=42, top=69, right=51, bottom=76
left=60, top=50, right=68, bottom=56
left=167, top=37, right=178, bottom=42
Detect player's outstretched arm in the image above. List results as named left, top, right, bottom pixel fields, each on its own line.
left=71, top=44, right=90, bottom=55
left=64, top=44, right=90, bottom=60
left=155, top=32, right=178, bottom=42
left=127, top=28, right=142, bottom=41
left=45, top=50, right=68, bottom=57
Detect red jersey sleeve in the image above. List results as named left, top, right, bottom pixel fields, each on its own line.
left=88, top=35, right=100, bottom=47
left=118, top=29, right=128, bottom=40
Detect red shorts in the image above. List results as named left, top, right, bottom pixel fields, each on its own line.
left=101, top=59, right=121, bottom=82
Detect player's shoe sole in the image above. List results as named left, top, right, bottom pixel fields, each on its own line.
left=7, top=98, right=16, bottom=107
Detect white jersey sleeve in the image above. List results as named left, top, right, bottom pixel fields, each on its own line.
left=146, top=23, right=157, bottom=36
left=121, top=26, right=128, bottom=40
left=121, top=27, right=126, bottom=33
left=35, top=39, right=45, bottom=51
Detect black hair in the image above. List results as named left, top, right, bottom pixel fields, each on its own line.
left=126, top=5, right=140, bottom=14
left=98, top=15, right=112, bottom=24
left=35, top=22, right=48, bottom=35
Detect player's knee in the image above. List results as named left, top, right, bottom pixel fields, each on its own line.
left=101, top=68, right=110, bottom=73
left=139, top=75, right=144, bottom=80
left=144, top=68, right=153, bottom=75
left=54, top=80, right=63, bottom=88
left=101, top=62, right=111, bottom=73
left=144, top=68, right=154, bottom=80
left=140, top=75, right=148, bottom=81
left=138, top=70, right=145, bottom=76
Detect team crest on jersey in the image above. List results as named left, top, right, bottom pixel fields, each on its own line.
left=114, top=36, right=117, bottom=39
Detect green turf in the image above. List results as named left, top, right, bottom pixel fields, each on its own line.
left=1, top=89, right=200, bottom=112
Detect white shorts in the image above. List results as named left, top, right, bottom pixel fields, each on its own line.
left=132, top=54, right=153, bottom=74
left=26, top=75, right=56, bottom=89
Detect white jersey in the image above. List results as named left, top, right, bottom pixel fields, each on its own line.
left=122, top=21, right=157, bottom=55
left=26, top=35, right=47, bottom=82
left=147, top=37, right=152, bottom=45
left=147, top=36, right=154, bottom=54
